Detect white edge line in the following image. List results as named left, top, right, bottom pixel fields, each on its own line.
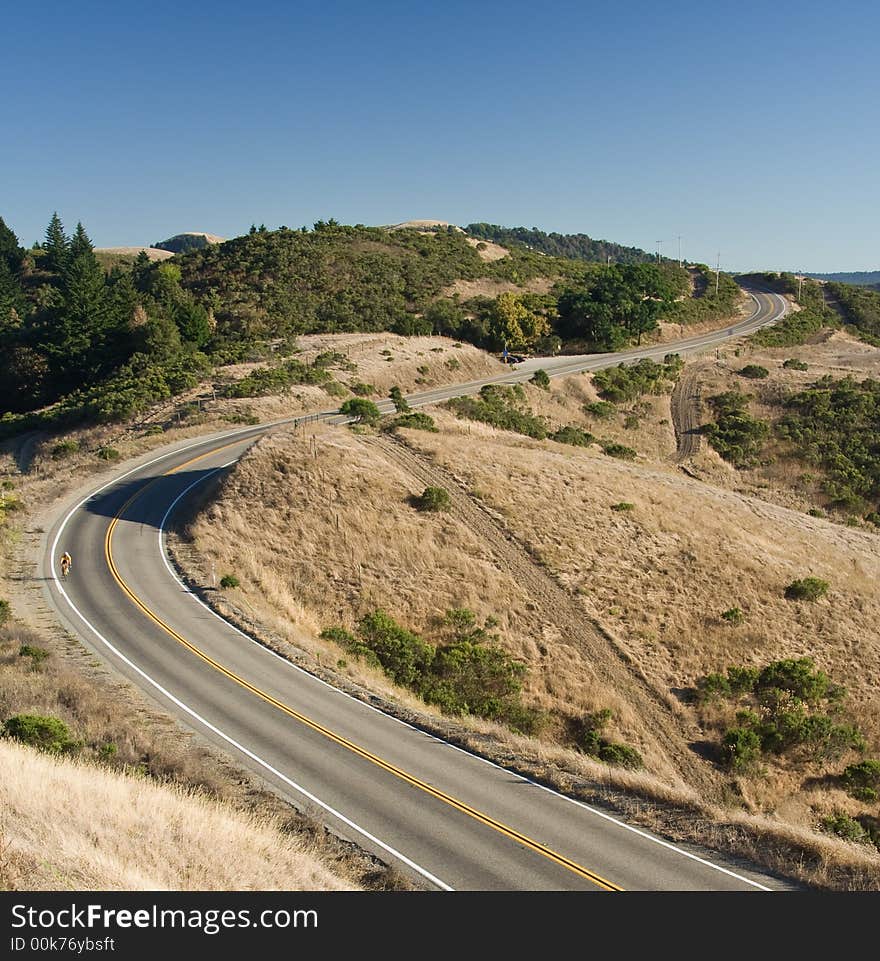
left=49, top=441, right=453, bottom=892
left=154, top=461, right=774, bottom=891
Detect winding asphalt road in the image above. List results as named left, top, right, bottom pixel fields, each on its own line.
left=41, top=286, right=793, bottom=891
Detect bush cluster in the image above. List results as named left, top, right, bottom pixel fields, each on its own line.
left=776, top=376, right=880, bottom=513
left=592, top=355, right=683, bottom=403
left=702, top=390, right=769, bottom=467
left=739, top=364, right=769, bottom=379
left=386, top=412, right=438, bottom=433
left=573, top=709, right=643, bottom=769
left=696, top=658, right=864, bottom=772
left=784, top=577, right=829, bottom=601
left=446, top=384, right=549, bottom=439
left=750, top=307, right=829, bottom=347
left=321, top=609, right=541, bottom=733
left=412, top=486, right=450, bottom=512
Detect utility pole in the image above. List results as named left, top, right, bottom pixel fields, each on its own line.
left=797, top=275, right=804, bottom=302
left=656, top=240, right=663, bottom=263
left=715, top=251, right=721, bottom=296
left=677, top=235, right=682, bottom=268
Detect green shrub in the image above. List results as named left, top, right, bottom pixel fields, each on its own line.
left=339, top=398, right=381, bottom=425
left=866, top=512, right=880, bottom=527
left=600, top=442, right=637, bottom=460
left=698, top=657, right=862, bottom=770
left=755, top=658, right=833, bottom=703
left=721, top=607, right=745, bottom=625
left=610, top=502, right=635, bottom=512
left=324, top=610, right=536, bottom=730
left=530, top=369, right=550, bottom=390
left=96, top=446, right=120, bottom=461
left=574, top=709, right=642, bottom=769
left=350, top=382, right=376, bottom=396
left=750, top=307, right=828, bottom=347
left=784, top=577, right=829, bottom=601
left=808, top=508, right=826, bottom=518
left=18, top=644, right=50, bottom=667
left=592, top=357, right=682, bottom=403
left=584, top=400, right=616, bottom=419
left=389, top=386, right=410, bottom=413
left=413, top=487, right=451, bottom=512
left=782, top=358, right=808, bottom=370
left=446, top=358, right=461, bottom=371
left=696, top=672, right=731, bottom=700
left=2, top=714, right=79, bottom=754
left=598, top=742, right=643, bottom=769
left=224, top=357, right=332, bottom=398
left=320, top=626, right=358, bottom=647
left=219, top=573, right=240, bottom=589
left=387, top=412, right=438, bottom=433
left=356, top=610, right=435, bottom=688
left=446, top=385, right=548, bottom=439
left=776, top=376, right=880, bottom=511
left=312, top=350, right=352, bottom=370
left=739, top=364, right=769, bottom=379
left=322, top=380, right=349, bottom=398
left=822, top=813, right=870, bottom=845
left=551, top=425, right=595, bottom=447
left=623, top=414, right=640, bottom=429
left=841, top=759, right=880, bottom=802
left=702, top=390, right=769, bottom=467
left=0, top=599, right=10, bottom=626
left=51, top=439, right=80, bottom=459
left=720, top=726, right=763, bottom=771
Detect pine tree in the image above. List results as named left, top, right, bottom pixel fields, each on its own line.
left=0, top=216, right=24, bottom=272
left=69, top=221, right=95, bottom=261
left=43, top=212, right=69, bottom=273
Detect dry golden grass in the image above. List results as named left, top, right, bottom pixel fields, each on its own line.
left=0, top=740, right=359, bottom=891
left=441, top=276, right=555, bottom=300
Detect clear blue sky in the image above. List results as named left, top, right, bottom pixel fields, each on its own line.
left=3, top=0, right=877, bottom=272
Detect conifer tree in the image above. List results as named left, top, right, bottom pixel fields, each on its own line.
left=69, top=221, right=95, bottom=261
left=0, top=216, right=24, bottom=272
left=43, top=212, right=69, bottom=273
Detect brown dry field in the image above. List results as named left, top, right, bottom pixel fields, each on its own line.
left=169, top=321, right=880, bottom=889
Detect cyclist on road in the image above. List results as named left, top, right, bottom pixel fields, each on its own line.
left=60, top=551, right=72, bottom=577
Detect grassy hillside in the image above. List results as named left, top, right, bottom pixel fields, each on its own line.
left=0, top=740, right=359, bottom=890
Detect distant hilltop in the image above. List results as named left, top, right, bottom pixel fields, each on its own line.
left=151, top=232, right=226, bottom=254
left=381, top=220, right=465, bottom=232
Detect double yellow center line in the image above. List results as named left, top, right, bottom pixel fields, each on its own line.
left=104, top=440, right=623, bottom=891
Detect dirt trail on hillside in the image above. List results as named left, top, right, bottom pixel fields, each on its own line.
left=670, top=362, right=708, bottom=462
left=364, top=432, right=721, bottom=795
